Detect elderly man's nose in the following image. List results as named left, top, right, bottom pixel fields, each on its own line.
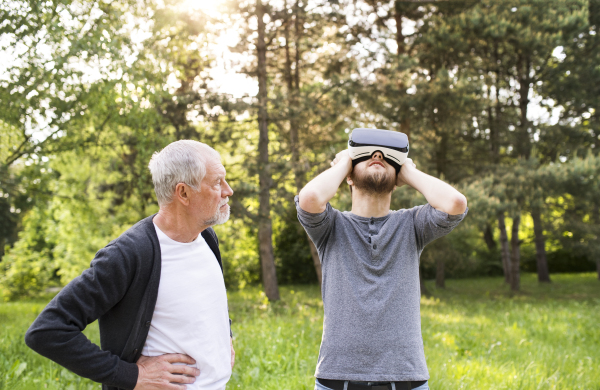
left=223, top=180, right=234, bottom=197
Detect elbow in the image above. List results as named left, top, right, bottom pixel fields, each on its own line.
left=449, top=194, right=467, bottom=215
left=298, top=188, right=325, bottom=213
left=24, top=328, right=41, bottom=352
left=25, top=321, right=52, bottom=355
left=25, top=327, right=56, bottom=358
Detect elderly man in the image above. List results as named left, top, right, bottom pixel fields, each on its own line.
left=296, top=145, right=468, bottom=390
left=26, top=140, right=235, bottom=390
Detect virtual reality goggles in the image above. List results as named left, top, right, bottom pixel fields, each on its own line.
left=348, top=128, right=409, bottom=173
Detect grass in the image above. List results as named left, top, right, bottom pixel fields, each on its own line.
left=0, top=298, right=100, bottom=390
left=1, top=273, right=599, bottom=389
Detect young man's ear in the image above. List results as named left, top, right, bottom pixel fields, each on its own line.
left=346, top=176, right=353, bottom=194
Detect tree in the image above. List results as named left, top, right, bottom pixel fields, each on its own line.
left=0, top=0, right=228, bottom=296
left=256, top=0, right=280, bottom=301
left=228, top=0, right=360, bottom=290
left=0, top=0, right=144, bottom=261
left=539, top=155, right=600, bottom=280
left=278, top=0, right=357, bottom=286
left=440, top=0, right=589, bottom=287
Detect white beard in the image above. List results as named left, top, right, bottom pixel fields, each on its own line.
left=204, top=199, right=230, bottom=226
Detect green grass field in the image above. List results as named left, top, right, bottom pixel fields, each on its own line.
left=1, top=273, right=599, bottom=389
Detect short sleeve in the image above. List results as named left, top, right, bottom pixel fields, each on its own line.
left=411, top=204, right=468, bottom=251
left=294, top=195, right=335, bottom=253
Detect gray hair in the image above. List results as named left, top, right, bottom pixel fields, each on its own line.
left=148, top=140, right=219, bottom=206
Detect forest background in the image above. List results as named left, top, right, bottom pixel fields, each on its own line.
left=1, top=0, right=600, bottom=301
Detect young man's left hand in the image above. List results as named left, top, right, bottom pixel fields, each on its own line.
left=396, top=158, right=416, bottom=188
left=395, top=158, right=467, bottom=215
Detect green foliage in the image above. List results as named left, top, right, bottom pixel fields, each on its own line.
left=215, top=219, right=262, bottom=290
left=1, top=0, right=599, bottom=295
left=0, top=0, right=221, bottom=295
left=274, top=206, right=317, bottom=285
left=1, top=147, right=134, bottom=299
left=0, top=207, right=59, bottom=300
left=522, top=248, right=596, bottom=273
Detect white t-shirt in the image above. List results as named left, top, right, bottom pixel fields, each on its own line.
left=142, top=224, right=231, bottom=390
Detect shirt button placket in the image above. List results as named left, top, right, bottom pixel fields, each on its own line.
left=371, top=239, right=379, bottom=260
left=368, top=217, right=378, bottom=256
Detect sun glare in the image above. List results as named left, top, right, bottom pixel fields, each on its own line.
left=181, top=0, right=227, bottom=15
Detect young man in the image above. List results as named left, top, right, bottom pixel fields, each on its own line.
left=296, top=147, right=468, bottom=390
left=26, top=140, right=235, bottom=390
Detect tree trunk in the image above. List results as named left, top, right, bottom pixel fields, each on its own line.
left=433, top=132, right=448, bottom=287
left=284, top=0, right=321, bottom=285
left=256, top=0, right=279, bottom=301
left=595, top=204, right=600, bottom=281
left=510, top=214, right=521, bottom=292
left=517, top=54, right=532, bottom=159
left=435, top=258, right=445, bottom=288
left=293, top=0, right=301, bottom=90
left=498, top=212, right=511, bottom=284
left=393, top=3, right=410, bottom=140
left=394, top=1, right=405, bottom=56
left=491, top=42, right=501, bottom=165
left=531, top=206, right=551, bottom=283
left=284, top=1, right=302, bottom=194
left=483, top=223, right=497, bottom=251
left=419, top=265, right=430, bottom=297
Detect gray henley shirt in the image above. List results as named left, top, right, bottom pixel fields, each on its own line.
left=295, top=196, right=467, bottom=382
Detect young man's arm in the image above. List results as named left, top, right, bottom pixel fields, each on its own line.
left=397, top=158, right=467, bottom=215
left=298, top=150, right=352, bottom=213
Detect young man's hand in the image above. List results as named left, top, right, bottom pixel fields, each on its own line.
left=396, top=158, right=417, bottom=188
left=395, top=158, right=467, bottom=215
left=299, top=149, right=354, bottom=213
left=135, top=354, right=199, bottom=390
left=330, top=150, right=353, bottom=175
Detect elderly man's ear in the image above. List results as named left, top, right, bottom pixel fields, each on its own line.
left=175, top=183, right=191, bottom=206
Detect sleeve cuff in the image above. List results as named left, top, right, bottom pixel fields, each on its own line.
left=430, top=205, right=468, bottom=227
left=294, top=195, right=331, bottom=227
left=110, top=360, right=139, bottom=390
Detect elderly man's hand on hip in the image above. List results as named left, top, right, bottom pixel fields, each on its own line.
left=135, top=353, right=199, bottom=390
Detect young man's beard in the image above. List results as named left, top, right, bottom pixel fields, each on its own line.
left=351, top=168, right=396, bottom=195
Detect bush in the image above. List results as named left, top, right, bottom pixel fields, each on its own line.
left=274, top=206, right=317, bottom=285
left=0, top=207, right=59, bottom=300
left=521, top=248, right=595, bottom=273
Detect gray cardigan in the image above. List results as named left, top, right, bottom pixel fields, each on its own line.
left=25, top=215, right=226, bottom=390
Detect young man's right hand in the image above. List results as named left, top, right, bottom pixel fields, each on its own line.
left=330, top=149, right=353, bottom=175
left=299, top=149, right=354, bottom=213
left=135, top=354, right=199, bottom=390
